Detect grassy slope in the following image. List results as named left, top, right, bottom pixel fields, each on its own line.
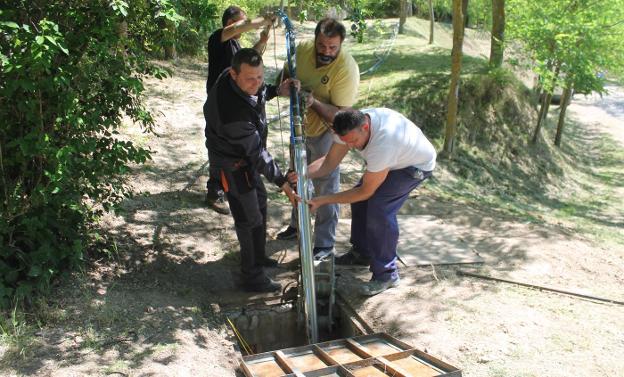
left=346, top=17, right=623, bottom=247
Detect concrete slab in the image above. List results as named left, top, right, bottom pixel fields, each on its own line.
left=334, top=215, right=484, bottom=266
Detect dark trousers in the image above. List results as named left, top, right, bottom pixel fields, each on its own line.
left=222, top=168, right=269, bottom=285
left=203, top=100, right=223, bottom=198
left=350, top=166, right=432, bottom=282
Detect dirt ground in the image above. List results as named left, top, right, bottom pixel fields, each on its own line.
left=2, top=24, right=623, bottom=377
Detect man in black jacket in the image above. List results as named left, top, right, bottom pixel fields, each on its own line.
left=204, top=48, right=298, bottom=292
left=204, top=6, right=275, bottom=215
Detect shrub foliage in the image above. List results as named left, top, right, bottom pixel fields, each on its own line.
left=0, top=1, right=176, bottom=308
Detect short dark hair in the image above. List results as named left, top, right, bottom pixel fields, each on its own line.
left=231, top=48, right=263, bottom=73
left=314, top=18, right=346, bottom=42
left=332, top=109, right=367, bottom=136
left=222, top=5, right=244, bottom=26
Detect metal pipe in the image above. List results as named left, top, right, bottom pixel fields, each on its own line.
left=457, top=270, right=624, bottom=306
left=278, top=9, right=318, bottom=344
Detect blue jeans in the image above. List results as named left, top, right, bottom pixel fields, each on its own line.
left=289, top=131, right=339, bottom=249
left=350, top=166, right=432, bottom=282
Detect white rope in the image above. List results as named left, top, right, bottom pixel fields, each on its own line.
left=359, top=22, right=399, bottom=77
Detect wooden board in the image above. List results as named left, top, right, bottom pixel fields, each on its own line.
left=287, top=351, right=330, bottom=372
left=356, top=338, right=403, bottom=356
left=322, top=345, right=365, bottom=364
left=240, top=333, right=461, bottom=377
left=245, top=358, right=286, bottom=377
left=392, top=355, right=440, bottom=377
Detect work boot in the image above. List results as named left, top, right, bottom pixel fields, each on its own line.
left=243, top=277, right=281, bottom=293
left=276, top=225, right=297, bottom=240
left=335, top=248, right=370, bottom=266
left=257, top=257, right=278, bottom=267
left=205, top=192, right=230, bottom=215
left=359, top=277, right=400, bottom=296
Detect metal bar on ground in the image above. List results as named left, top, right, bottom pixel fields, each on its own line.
left=457, top=270, right=624, bottom=306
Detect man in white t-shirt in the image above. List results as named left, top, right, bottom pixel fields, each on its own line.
left=307, top=108, right=436, bottom=296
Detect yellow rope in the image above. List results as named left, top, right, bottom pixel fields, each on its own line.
left=226, top=317, right=253, bottom=355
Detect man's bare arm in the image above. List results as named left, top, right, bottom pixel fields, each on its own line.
left=308, top=143, right=349, bottom=179
left=307, top=95, right=344, bottom=124
left=307, top=169, right=389, bottom=212
left=221, top=16, right=272, bottom=42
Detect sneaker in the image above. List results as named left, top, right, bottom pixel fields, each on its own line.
left=243, top=278, right=281, bottom=293
left=257, top=257, right=278, bottom=267
left=205, top=193, right=230, bottom=215
left=313, top=247, right=334, bottom=261
left=359, top=277, right=400, bottom=296
left=335, top=251, right=370, bottom=266
left=276, top=226, right=297, bottom=240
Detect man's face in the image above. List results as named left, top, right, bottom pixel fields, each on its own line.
left=338, top=123, right=370, bottom=150
left=227, top=13, right=247, bottom=39
left=315, top=33, right=342, bottom=66
left=230, top=63, right=264, bottom=96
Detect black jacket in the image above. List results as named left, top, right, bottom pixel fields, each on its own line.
left=204, top=70, right=287, bottom=188
left=206, top=29, right=240, bottom=95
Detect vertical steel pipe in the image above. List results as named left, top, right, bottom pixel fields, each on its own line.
left=278, top=9, right=318, bottom=344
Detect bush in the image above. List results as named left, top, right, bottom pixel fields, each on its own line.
left=0, top=1, right=166, bottom=308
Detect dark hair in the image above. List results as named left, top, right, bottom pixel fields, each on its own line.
left=314, top=18, right=346, bottom=42
left=332, top=109, right=367, bottom=136
left=231, top=48, right=263, bottom=73
left=222, top=5, right=244, bottom=26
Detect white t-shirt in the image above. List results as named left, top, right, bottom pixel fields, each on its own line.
left=334, top=108, right=437, bottom=172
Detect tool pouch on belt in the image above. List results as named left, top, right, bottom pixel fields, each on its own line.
left=223, top=166, right=257, bottom=195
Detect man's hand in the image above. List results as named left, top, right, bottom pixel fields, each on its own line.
left=307, top=197, right=324, bottom=213
left=278, top=78, right=301, bottom=96
left=302, top=90, right=315, bottom=108
left=281, top=181, right=299, bottom=207
left=286, top=170, right=298, bottom=185
left=263, top=12, right=277, bottom=26
left=259, top=25, right=270, bottom=44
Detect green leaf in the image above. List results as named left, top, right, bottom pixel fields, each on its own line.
left=35, top=35, right=45, bottom=44
left=0, top=21, right=19, bottom=29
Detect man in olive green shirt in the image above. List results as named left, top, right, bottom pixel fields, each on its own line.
left=277, top=18, right=359, bottom=258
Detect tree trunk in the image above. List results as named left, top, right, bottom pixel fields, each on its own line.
left=428, top=0, right=434, bottom=44
left=399, top=0, right=407, bottom=34
left=489, top=0, right=505, bottom=67
left=554, top=84, right=573, bottom=147
left=163, top=19, right=177, bottom=60
left=531, top=63, right=560, bottom=144
left=116, top=20, right=128, bottom=58
left=532, top=91, right=551, bottom=143
left=462, top=0, right=469, bottom=29
left=443, top=0, right=465, bottom=157
left=407, top=0, right=413, bottom=16
left=543, top=64, right=561, bottom=118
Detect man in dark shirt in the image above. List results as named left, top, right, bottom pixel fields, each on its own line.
left=204, top=48, right=298, bottom=292
left=204, top=6, right=275, bottom=214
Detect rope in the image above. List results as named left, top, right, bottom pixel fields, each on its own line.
left=226, top=317, right=253, bottom=355
left=272, top=24, right=289, bottom=167
left=359, top=22, right=399, bottom=77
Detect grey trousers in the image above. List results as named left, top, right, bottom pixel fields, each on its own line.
left=289, top=131, right=340, bottom=249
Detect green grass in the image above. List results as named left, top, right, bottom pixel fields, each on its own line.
left=343, top=17, right=623, bottom=247
left=0, top=304, right=37, bottom=361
